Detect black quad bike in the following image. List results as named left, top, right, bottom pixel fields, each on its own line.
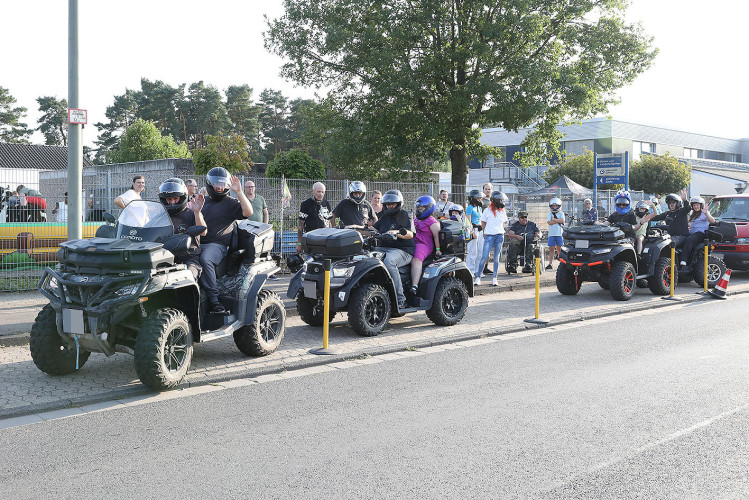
left=671, top=224, right=731, bottom=288
left=31, top=200, right=286, bottom=391
left=287, top=220, right=474, bottom=337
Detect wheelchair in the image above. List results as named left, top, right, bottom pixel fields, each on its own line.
left=505, top=232, right=542, bottom=274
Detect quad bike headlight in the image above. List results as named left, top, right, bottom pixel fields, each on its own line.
left=331, top=266, right=355, bottom=278
left=591, top=248, right=609, bottom=255
left=113, top=283, right=139, bottom=297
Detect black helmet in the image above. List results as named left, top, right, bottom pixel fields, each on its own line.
left=491, top=191, right=507, bottom=208
left=665, top=193, right=682, bottom=210
left=468, top=189, right=483, bottom=207
left=348, top=181, right=367, bottom=205
left=158, top=179, right=188, bottom=214
left=381, top=189, right=404, bottom=216
left=205, top=167, right=232, bottom=201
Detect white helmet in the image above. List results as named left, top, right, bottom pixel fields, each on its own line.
left=549, top=197, right=562, bottom=212
left=348, top=181, right=367, bottom=204
left=689, top=195, right=705, bottom=210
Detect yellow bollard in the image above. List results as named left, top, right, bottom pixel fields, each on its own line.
left=309, top=259, right=339, bottom=355
left=662, top=243, right=681, bottom=301
left=524, top=256, right=548, bottom=324
left=703, top=243, right=709, bottom=292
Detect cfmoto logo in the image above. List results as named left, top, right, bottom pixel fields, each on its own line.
left=129, top=229, right=137, bottom=236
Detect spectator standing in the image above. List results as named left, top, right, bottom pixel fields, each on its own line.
left=434, top=189, right=454, bottom=218
left=296, top=182, right=333, bottom=253
left=651, top=196, right=662, bottom=215
left=465, top=190, right=484, bottom=277
left=114, top=175, right=145, bottom=209
left=371, top=190, right=384, bottom=219
left=333, top=181, right=376, bottom=228
left=86, top=195, right=106, bottom=222
left=244, top=180, right=269, bottom=223
left=546, top=197, right=565, bottom=270
left=53, top=192, right=69, bottom=222
left=581, top=198, right=597, bottom=222
left=476, top=191, right=509, bottom=286
left=199, top=168, right=253, bottom=314
left=479, top=182, right=494, bottom=274
left=185, top=179, right=198, bottom=201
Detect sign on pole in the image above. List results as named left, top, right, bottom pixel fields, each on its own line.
left=68, top=108, right=87, bottom=125
left=595, top=152, right=628, bottom=187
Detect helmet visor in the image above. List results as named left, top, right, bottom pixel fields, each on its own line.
left=207, top=173, right=231, bottom=191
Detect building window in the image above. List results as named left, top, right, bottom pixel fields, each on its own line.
left=684, top=147, right=699, bottom=159
left=632, top=141, right=656, bottom=161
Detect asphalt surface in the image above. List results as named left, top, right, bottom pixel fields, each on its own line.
left=1, top=296, right=748, bottom=498
left=1, top=267, right=747, bottom=421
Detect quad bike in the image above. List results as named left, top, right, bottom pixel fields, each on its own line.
left=287, top=220, right=474, bottom=336
left=31, top=200, right=285, bottom=391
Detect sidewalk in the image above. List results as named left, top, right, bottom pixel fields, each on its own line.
left=0, top=267, right=557, bottom=345
left=2, top=271, right=746, bottom=420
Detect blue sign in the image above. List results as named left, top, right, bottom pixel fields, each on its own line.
left=595, top=153, right=628, bottom=187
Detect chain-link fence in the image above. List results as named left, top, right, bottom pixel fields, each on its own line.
left=0, top=159, right=648, bottom=292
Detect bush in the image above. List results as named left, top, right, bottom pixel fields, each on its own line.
left=266, top=149, right=325, bottom=179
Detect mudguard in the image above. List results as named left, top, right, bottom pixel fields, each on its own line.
left=333, top=260, right=394, bottom=309
left=287, top=268, right=304, bottom=299
left=418, top=257, right=475, bottom=309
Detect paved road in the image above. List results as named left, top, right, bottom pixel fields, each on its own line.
left=2, top=296, right=748, bottom=498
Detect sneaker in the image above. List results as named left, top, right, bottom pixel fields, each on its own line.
left=398, top=300, right=407, bottom=309
left=409, top=285, right=418, bottom=296
left=474, top=277, right=481, bottom=286
left=679, top=261, right=687, bottom=267
left=492, top=278, right=498, bottom=286
left=522, top=266, right=533, bottom=273
left=545, top=264, right=553, bottom=270
left=507, top=266, right=517, bottom=274
left=209, top=302, right=229, bottom=315
left=268, top=274, right=279, bottom=281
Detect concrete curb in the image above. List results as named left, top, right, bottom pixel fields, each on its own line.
left=3, top=285, right=740, bottom=421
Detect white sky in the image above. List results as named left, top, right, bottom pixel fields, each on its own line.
left=4, top=0, right=748, bottom=148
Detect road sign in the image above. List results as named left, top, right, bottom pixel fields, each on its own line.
left=595, top=153, right=628, bottom=186
left=68, top=108, right=87, bottom=125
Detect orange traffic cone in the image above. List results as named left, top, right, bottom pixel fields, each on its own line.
left=709, top=269, right=731, bottom=299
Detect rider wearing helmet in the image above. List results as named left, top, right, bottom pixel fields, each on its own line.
left=332, top=180, right=376, bottom=228
left=507, top=210, right=541, bottom=273
left=546, top=197, right=565, bottom=270
left=199, top=167, right=253, bottom=314
left=373, top=190, right=415, bottom=308
left=605, top=190, right=637, bottom=240
left=679, top=195, right=716, bottom=271
left=410, top=195, right=442, bottom=296
left=649, top=189, right=690, bottom=249
left=465, top=189, right=485, bottom=275
left=158, top=178, right=207, bottom=280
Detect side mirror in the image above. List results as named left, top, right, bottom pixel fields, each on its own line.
left=185, top=225, right=206, bottom=237
left=103, top=212, right=116, bottom=224
left=94, top=225, right=116, bottom=239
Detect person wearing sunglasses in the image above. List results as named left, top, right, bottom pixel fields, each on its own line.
left=603, top=190, right=637, bottom=243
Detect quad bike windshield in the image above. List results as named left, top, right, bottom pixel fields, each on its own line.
left=116, top=200, right=174, bottom=244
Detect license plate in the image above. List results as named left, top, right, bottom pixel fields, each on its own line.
left=712, top=253, right=724, bottom=260
left=62, top=308, right=85, bottom=335
left=576, top=240, right=589, bottom=249
left=303, top=280, right=318, bottom=299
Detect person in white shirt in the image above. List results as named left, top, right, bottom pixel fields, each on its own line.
left=475, top=191, right=509, bottom=286
left=53, top=192, right=69, bottom=222
left=114, top=175, right=145, bottom=209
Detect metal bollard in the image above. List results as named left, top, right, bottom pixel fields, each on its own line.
left=524, top=249, right=548, bottom=325
left=310, top=259, right=339, bottom=355
left=662, top=242, right=681, bottom=301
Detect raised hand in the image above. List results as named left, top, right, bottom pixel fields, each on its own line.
left=188, top=193, right=205, bottom=213
left=230, top=175, right=242, bottom=193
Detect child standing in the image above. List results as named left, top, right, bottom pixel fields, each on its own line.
left=410, top=195, right=442, bottom=295
left=546, top=197, right=565, bottom=270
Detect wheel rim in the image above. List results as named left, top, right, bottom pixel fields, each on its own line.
left=662, top=266, right=671, bottom=289
left=623, top=269, right=634, bottom=294
left=442, top=287, right=464, bottom=317
left=364, top=294, right=387, bottom=326
left=260, top=304, right=283, bottom=342
left=163, top=327, right=189, bottom=373
left=707, top=263, right=722, bottom=282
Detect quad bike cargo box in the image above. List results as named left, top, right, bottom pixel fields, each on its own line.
left=237, top=220, right=274, bottom=259
left=57, top=237, right=174, bottom=270
left=709, top=221, right=738, bottom=242
left=302, top=228, right=363, bottom=257
left=565, top=224, right=625, bottom=242
left=438, top=219, right=466, bottom=255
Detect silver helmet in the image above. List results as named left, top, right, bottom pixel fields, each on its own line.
left=349, top=181, right=367, bottom=205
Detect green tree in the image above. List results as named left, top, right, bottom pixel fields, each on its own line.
left=266, top=148, right=325, bottom=179
left=138, top=78, right=185, bottom=139
left=266, top=0, right=656, bottom=192
left=185, top=81, right=230, bottom=149
left=225, top=85, right=261, bottom=147
left=0, top=87, right=32, bottom=143
left=629, top=153, right=690, bottom=194
left=94, top=89, right=139, bottom=163
left=109, top=119, right=191, bottom=163
left=36, top=96, right=68, bottom=146
left=258, top=89, right=290, bottom=159
left=192, top=133, right=253, bottom=175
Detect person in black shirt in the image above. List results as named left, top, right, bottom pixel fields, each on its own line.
left=648, top=190, right=690, bottom=247
left=506, top=211, right=541, bottom=273
left=333, top=180, right=377, bottom=228
left=199, top=167, right=253, bottom=314
left=296, top=182, right=333, bottom=253
left=158, top=179, right=207, bottom=281
left=373, top=189, right=415, bottom=308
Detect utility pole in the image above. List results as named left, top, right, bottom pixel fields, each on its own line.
left=67, top=0, right=83, bottom=240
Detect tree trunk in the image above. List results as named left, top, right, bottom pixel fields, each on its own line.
left=450, top=137, right=468, bottom=205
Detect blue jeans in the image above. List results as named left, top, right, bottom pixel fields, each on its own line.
left=199, top=243, right=228, bottom=303
left=381, top=247, right=412, bottom=305
left=478, top=233, right=504, bottom=279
